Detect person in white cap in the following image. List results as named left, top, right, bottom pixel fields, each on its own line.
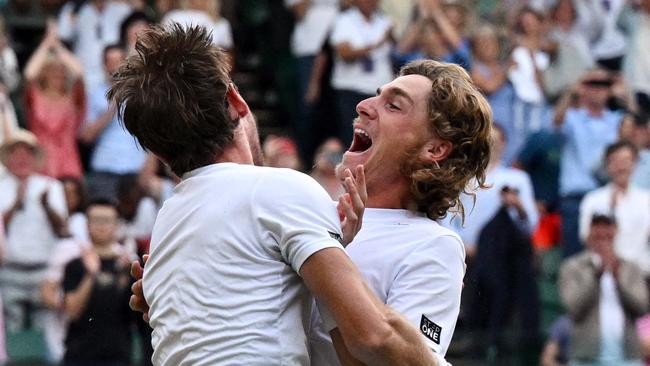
left=0, top=129, right=67, bottom=341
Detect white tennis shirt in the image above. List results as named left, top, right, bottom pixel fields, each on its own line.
left=309, top=208, right=466, bottom=365
left=143, top=163, right=345, bottom=365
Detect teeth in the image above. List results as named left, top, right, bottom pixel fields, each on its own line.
left=354, top=128, right=370, bottom=139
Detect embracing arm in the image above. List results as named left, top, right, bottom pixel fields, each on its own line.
left=301, top=248, right=438, bottom=366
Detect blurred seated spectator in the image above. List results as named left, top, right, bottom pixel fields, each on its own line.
left=62, top=199, right=133, bottom=366
left=540, top=315, right=571, bottom=366
left=0, top=130, right=67, bottom=341
left=79, top=44, right=146, bottom=201
left=395, top=0, right=470, bottom=70
left=24, top=20, right=85, bottom=180
left=58, top=0, right=132, bottom=90
left=579, top=141, right=650, bottom=280
left=329, top=0, right=394, bottom=146
left=507, top=7, right=551, bottom=159
left=554, top=68, right=623, bottom=257
left=543, top=0, right=601, bottom=102
left=310, top=137, right=345, bottom=200
left=262, top=135, right=303, bottom=171
left=621, top=0, right=650, bottom=117
left=559, top=214, right=648, bottom=366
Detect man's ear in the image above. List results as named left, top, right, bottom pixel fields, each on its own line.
left=226, top=83, right=250, bottom=121
left=421, top=139, right=452, bottom=166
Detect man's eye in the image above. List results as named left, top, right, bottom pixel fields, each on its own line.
left=387, top=103, right=400, bottom=111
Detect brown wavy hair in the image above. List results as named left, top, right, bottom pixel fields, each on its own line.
left=107, top=24, right=233, bottom=176
left=399, top=60, right=492, bottom=221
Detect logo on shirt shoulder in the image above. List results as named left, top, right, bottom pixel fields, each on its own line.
left=328, top=231, right=343, bottom=244
left=420, top=315, right=442, bottom=344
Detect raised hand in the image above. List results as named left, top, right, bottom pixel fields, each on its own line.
left=337, top=165, right=367, bottom=246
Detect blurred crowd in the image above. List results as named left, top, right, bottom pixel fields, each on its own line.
left=0, top=0, right=649, bottom=365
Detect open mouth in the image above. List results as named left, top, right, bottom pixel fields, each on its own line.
left=349, top=128, right=373, bottom=153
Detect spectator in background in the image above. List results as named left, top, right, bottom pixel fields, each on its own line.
left=470, top=183, right=541, bottom=362
left=540, top=315, right=571, bottom=366
left=285, top=0, right=339, bottom=163
left=162, top=0, right=233, bottom=51
left=120, top=10, right=153, bottom=55
left=330, top=0, right=394, bottom=146
left=0, top=130, right=67, bottom=343
left=579, top=141, right=650, bottom=282
left=310, top=137, right=345, bottom=200
left=591, top=0, right=627, bottom=71
left=469, top=24, right=516, bottom=164
left=23, top=21, right=85, bottom=180
left=507, top=7, right=551, bottom=160
left=0, top=19, right=21, bottom=177
left=0, top=19, right=21, bottom=96
left=58, top=0, right=132, bottom=90
left=624, top=113, right=650, bottom=189
left=559, top=214, right=648, bottom=366
left=543, top=0, right=601, bottom=102
left=79, top=44, right=146, bottom=201
left=621, top=0, right=650, bottom=116
left=554, top=69, right=623, bottom=257
left=62, top=199, right=133, bottom=366
left=262, top=135, right=303, bottom=171
left=395, top=0, right=471, bottom=71
left=447, top=124, right=538, bottom=257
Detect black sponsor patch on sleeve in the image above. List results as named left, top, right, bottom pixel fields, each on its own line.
left=420, top=315, right=442, bottom=344
left=328, top=231, right=343, bottom=244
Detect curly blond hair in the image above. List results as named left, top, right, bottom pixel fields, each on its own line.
left=399, top=60, right=492, bottom=221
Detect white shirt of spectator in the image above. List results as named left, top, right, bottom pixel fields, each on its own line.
left=285, top=0, right=339, bottom=57
left=508, top=47, right=550, bottom=104
left=446, top=165, right=539, bottom=250
left=590, top=254, right=625, bottom=357
left=162, top=10, right=233, bottom=49
left=309, top=208, right=465, bottom=365
left=0, top=174, right=67, bottom=264
left=143, top=163, right=345, bottom=366
left=57, top=1, right=132, bottom=90
left=329, top=7, right=394, bottom=95
left=579, top=184, right=650, bottom=275
left=591, top=0, right=626, bottom=60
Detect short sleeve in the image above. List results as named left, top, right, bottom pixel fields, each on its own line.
left=63, top=259, right=85, bottom=293
left=385, top=235, right=465, bottom=356
left=252, top=169, right=345, bottom=274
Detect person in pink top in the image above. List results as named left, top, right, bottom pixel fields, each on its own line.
left=23, top=20, right=85, bottom=179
